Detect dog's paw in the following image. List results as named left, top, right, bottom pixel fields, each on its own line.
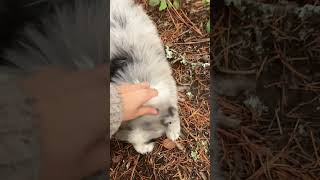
left=166, top=124, right=180, bottom=141
left=134, top=143, right=155, bottom=154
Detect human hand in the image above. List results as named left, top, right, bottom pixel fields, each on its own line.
left=19, top=64, right=107, bottom=180
left=117, top=82, right=159, bottom=121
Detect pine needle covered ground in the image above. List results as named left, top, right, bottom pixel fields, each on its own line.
left=212, top=1, right=320, bottom=179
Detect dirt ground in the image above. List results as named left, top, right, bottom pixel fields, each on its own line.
left=212, top=0, right=320, bottom=179
left=110, top=0, right=210, bottom=179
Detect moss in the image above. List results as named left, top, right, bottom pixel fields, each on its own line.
left=224, top=0, right=242, bottom=7
left=295, top=4, right=320, bottom=18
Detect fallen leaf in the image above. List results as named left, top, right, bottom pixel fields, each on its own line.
left=213, top=74, right=256, bottom=97
left=217, top=109, right=241, bottom=129
left=163, top=138, right=176, bottom=149
left=199, top=171, right=208, bottom=180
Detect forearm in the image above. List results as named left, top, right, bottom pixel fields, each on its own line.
left=0, top=65, right=108, bottom=180
left=0, top=68, right=40, bottom=180
left=110, top=83, right=123, bottom=137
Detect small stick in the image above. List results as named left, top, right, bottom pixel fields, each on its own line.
left=287, top=95, right=320, bottom=115
left=174, top=38, right=210, bottom=45
left=217, top=67, right=256, bottom=75
left=275, top=107, right=283, bottom=135
left=310, top=131, right=320, bottom=167
left=274, top=44, right=310, bottom=81
left=130, top=155, right=140, bottom=180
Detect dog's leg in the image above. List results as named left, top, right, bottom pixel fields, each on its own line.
left=133, top=142, right=155, bottom=154
left=126, top=128, right=158, bottom=154
left=163, top=106, right=181, bottom=141
left=166, top=118, right=181, bottom=141
left=115, top=129, right=154, bottom=154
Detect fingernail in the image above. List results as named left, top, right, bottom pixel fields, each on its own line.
left=152, top=108, right=159, bottom=114
left=151, top=90, right=158, bottom=96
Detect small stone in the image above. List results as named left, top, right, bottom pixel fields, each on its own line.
left=126, top=161, right=131, bottom=169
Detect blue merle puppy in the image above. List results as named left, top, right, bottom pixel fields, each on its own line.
left=110, top=0, right=181, bottom=154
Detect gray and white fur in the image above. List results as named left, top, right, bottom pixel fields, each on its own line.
left=110, top=0, right=181, bottom=154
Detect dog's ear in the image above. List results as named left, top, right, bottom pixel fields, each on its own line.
left=168, top=106, right=177, bottom=117
left=160, top=106, right=177, bottom=124
left=110, top=57, right=127, bottom=77
left=110, top=53, right=134, bottom=78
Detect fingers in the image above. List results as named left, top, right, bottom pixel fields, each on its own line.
left=136, top=88, right=158, bottom=104
left=118, top=82, right=150, bottom=93
left=136, top=106, right=158, bottom=117
left=138, top=81, right=150, bottom=88
left=129, top=82, right=150, bottom=90
left=118, top=82, right=159, bottom=121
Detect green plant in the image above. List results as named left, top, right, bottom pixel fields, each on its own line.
left=149, top=0, right=180, bottom=11
left=202, top=0, right=210, bottom=33
left=165, top=46, right=210, bottom=69
left=190, top=141, right=208, bottom=161
left=206, top=18, right=210, bottom=33
left=203, top=0, right=210, bottom=6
